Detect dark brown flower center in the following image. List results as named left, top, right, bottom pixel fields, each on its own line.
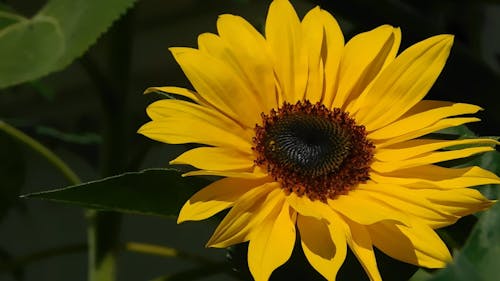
left=253, top=100, right=374, bottom=201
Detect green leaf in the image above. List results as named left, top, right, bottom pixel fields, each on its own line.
left=0, top=131, right=25, bottom=221
left=435, top=125, right=477, bottom=137
left=0, top=16, right=65, bottom=88
left=0, top=0, right=137, bottom=89
left=37, top=0, right=136, bottom=73
left=444, top=150, right=500, bottom=200
left=425, top=140, right=500, bottom=281
left=466, top=151, right=500, bottom=200
left=414, top=123, right=500, bottom=280
left=427, top=203, right=500, bottom=281
left=22, top=169, right=209, bottom=217
left=427, top=125, right=499, bottom=150
left=0, top=11, right=24, bottom=29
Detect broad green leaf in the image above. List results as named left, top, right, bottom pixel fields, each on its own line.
left=0, top=131, right=25, bottom=221
left=22, top=169, right=209, bottom=217
left=409, top=269, right=433, bottom=281
left=427, top=203, right=500, bottom=281
left=0, top=0, right=136, bottom=89
left=37, top=0, right=136, bottom=73
left=435, top=125, right=477, bottom=138
left=446, top=150, right=500, bottom=200
left=433, top=125, right=499, bottom=199
left=0, top=11, right=24, bottom=29
left=467, top=151, right=500, bottom=200
left=0, top=16, right=65, bottom=88
left=425, top=143, right=500, bottom=281
left=429, top=125, right=499, bottom=150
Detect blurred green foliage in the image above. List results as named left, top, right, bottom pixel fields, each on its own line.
left=0, top=0, right=136, bottom=88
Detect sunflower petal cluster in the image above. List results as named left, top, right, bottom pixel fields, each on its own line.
left=139, top=1, right=499, bottom=280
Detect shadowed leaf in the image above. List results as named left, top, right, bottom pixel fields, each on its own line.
left=22, top=169, right=209, bottom=217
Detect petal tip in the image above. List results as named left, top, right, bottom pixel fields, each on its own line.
left=205, top=241, right=216, bottom=248
left=143, top=87, right=157, bottom=95
left=176, top=216, right=185, bottom=224
left=169, top=47, right=193, bottom=56
left=136, top=124, right=148, bottom=135
left=436, top=34, right=455, bottom=46
left=205, top=237, right=224, bottom=249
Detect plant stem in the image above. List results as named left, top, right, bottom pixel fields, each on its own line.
left=86, top=210, right=122, bottom=281
left=82, top=8, right=136, bottom=281
left=148, top=263, right=233, bottom=281
left=0, top=241, right=211, bottom=274
left=124, top=242, right=214, bottom=265
left=0, top=120, right=80, bottom=185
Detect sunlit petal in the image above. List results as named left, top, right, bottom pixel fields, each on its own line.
left=248, top=201, right=296, bottom=281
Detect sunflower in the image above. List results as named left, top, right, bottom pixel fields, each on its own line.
left=138, top=0, right=499, bottom=280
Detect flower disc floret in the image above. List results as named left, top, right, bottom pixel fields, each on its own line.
left=253, top=100, right=375, bottom=201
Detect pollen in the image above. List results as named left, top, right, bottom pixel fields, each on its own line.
left=253, top=100, right=375, bottom=201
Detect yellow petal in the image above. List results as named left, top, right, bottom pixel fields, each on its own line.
left=381, top=27, right=402, bottom=69
left=286, top=191, right=336, bottom=220
left=302, top=7, right=325, bottom=103
left=177, top=177, right=270, bottom=223
left=343, top=218, right=382, bottom=281
left=424, top=188, right=495, bottom=218
left=368, top=219, right=452, bottom=268
left=216, top=14, right=277, bottom=112
left=333, top=25, right=400, bottom=109
left=145, top=99, right=253, bottom=141
left=265, top=0, right=307, bottom=103
left=371, top=146, right=495, bottom=173
left=375, top=138, right=499, bottom=162
left=182, top=168, right=268, bottom=179
left=375, top=117, right=480, bottom=148
left=353, top=35, right=454, bottom=131
left=371, top=165, right=500, bottom=189
left=248, top=201, right=296, bottom=281
left=144, top=86, right=205, bottom=105
left=327, top=187, right=410, bottom=226
left=318, top=8, right=344, bottom=107
left=170, top=47, right=262, bottom=128
left=171, top=147, right=254, bottom=171
left=138, top=119, right=250, bottom=151
left=369, top=101, right=482, bottom=140
left=298, top=215, right=346, bottom=281
left=359, top=184, right=458, bottom=228
left=207, top=183, right=281, bottom=248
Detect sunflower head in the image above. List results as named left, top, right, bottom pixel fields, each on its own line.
left=253, top=100, right=374, bottom=201
left=139, top=0, right=499, bottom=280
